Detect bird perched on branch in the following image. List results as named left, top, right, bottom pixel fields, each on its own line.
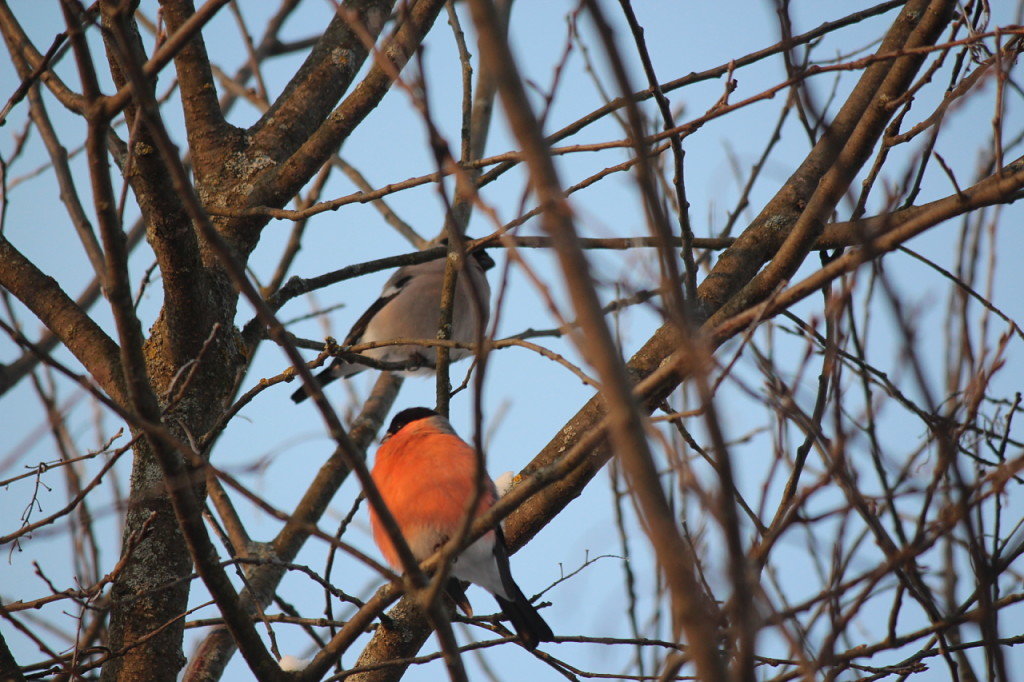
left=369, top=407, right=554, bottom=649
left=291, top=247, right=494, bottom=403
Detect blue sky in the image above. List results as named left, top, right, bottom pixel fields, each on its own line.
left=2, top=1, right=1023, bottom=679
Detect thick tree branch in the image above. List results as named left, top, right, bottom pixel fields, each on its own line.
left=99, top=2, right=211, bottom=368
left=0, top=1, right=86, bottom=114
left=55, top=4, right=207, bottom=679
left=105, top=0, right=234, bottom=121
left=263, top=0, right=448, bottom=208
left=703, top=0, right=956, bottom=322
left=0, top=211, right=145, bottom=401
left=157, top=0, right=237, bottom=167
left=4, top=3, right=1021, bottom=681
left=475, top=0, right=910, bottom=189
left=508, top=14, right=971, bottom=587
left=714, top=156, right=1024, bottom=341
left=184, top=373, right=402, bottom=682
left=248, top=0, right=394, bottom=160
left=0, top=237, right=124, bottom=401
left=100, top=9, right=303, bottom=678
left=336, top=2, right=965, bottom=678
left=100, top=15, right=433, bottom=674
left=467, top=1, right=726, bottom=679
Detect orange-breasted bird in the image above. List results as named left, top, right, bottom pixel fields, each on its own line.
left=369, top=407, right=554, bottom=649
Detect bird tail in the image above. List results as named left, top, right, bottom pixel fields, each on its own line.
left=289, top=362, right=362, bottom=403
left=494, top=586, right=553, bottom=650
left=445, top=578, right=473, bottom=616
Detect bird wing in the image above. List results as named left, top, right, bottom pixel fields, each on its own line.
left=343, top=273, right=412, bottom=345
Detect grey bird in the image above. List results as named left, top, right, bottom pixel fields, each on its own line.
left=291, top=248, right=494, bottom=403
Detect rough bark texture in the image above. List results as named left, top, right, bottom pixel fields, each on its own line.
left=96, top=1, right=413, bottom=679
left=4, top=1, right=1023, bottom=680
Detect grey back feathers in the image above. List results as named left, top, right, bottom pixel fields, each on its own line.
left=291, top=249, right=493, bottom=403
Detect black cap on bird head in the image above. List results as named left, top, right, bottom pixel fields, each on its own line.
left=386, top=407, right=439, bottom=437
left=471, top=248, right=495, bottom=271
left=439, top=234, right=496, bottom=272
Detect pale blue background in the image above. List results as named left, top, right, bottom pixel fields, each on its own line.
left=2, top=2, right=1023, bottom=680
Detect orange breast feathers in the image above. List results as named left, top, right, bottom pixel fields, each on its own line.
left=370, top=420, right=497, bottom=570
